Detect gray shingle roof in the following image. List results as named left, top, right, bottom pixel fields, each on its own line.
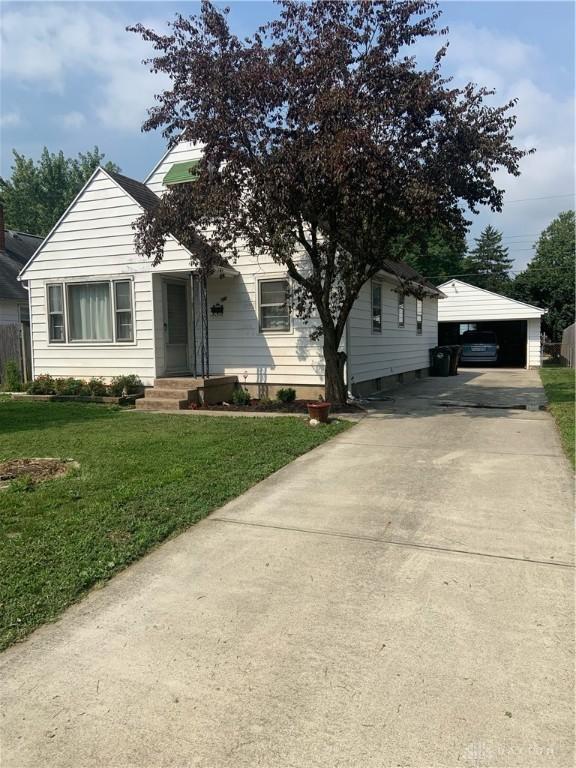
left=107, top=170, right=160, bottom=212
left=381, top=259, right=442, bottom=295
left=0, top=230, right=43, bottom=301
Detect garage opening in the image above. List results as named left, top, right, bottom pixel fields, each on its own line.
left=439, top=320, right=527, bottom=367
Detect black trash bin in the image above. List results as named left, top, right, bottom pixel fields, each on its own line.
left=447, top=345, right=462, bottom=376
left=430, top=346, right=451, bottom=377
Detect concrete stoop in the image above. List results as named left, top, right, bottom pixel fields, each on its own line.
left=135, top=376, right=237, bottom=411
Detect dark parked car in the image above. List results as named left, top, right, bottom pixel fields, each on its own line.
left=460, top=331, right=499, bottom=363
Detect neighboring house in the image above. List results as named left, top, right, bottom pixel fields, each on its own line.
left=0, top=220, right=41, bottom=325
left=18, top=142, right=442, bottom=401
left=437, top=279, right=546, bottom=368
left=0, top=214, right=42, bottom=382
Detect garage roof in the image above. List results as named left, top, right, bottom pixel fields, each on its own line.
left=437, top=279, right=546, bottom=322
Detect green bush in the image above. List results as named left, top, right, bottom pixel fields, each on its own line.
left=1, top=360, right=22, bottom=392
left=276, top=387, right=297, bottom=404
left=108, top=374, right=142, bottom=397
left=53, top=377, right=87, bottom=396
left=86, top=377, right=108, bottom=397
left=27, top=374, right=56, bottom=395
left=232, top=387, right=252, bottom=406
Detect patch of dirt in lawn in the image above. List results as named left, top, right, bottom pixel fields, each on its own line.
left=0, top=458, right=77, bottom=489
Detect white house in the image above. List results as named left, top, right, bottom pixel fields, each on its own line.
left=437, top=279, right=546, bottom=368
left=18, top=142, right=442, bottom=405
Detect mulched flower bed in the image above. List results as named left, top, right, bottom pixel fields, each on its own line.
left=0, top=458, right=77, bottom=489
left=191, top=399, right=365, bottom=414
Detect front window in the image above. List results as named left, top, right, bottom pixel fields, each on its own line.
left=47, top=280, right=134, bottom=344
left=259, top=279, right=290, bottom=332
left=416, top=298, right=423, bottom=335
left=371, top=281, right=382, bottom=333
left=68, top=282, right=113, bottom=341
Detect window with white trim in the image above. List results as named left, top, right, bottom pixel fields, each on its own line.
left=398, top=294, right=405, bottom=327
left=47, top=284, right=65, bottom=342
left=416, top=298, right=423, bottom=335
left=259, top=279, right=290, bottom=332
left=47, top=280, right=134, bottom=344
left=371, top=281, right=382, bottom=333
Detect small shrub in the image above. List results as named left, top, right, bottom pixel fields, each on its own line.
left=276, top=387, right=296, bottom=404
left=108, top=374, right=142, bottom=397
left=27, top=374, right=56, bottom=395
left=53, top=377, right=87, bottom=396
left=259, top=397, right=274, bottom=408
left=232, top=387, right=252, bottom=406
left=86, top=377, right=108, bottom=397
left=1, top=360, right=22, bottom=392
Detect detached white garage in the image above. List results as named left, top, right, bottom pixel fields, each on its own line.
left=437, top=279, right=546, bottom=368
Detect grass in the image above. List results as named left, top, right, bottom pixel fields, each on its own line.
left=540, top=366, right=575, bottom=468
left=0, top=401, right=350, bottom=649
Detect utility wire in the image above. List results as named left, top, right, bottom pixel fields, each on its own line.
left=503, top=193, right=575, bottom=204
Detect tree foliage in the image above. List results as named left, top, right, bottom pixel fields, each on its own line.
left=402, top=225, right=467, bottom=284
left=0, top=147, right=120, bottom=237
left=129, top=0, right=530, bottom=401
left=512, top=211, right=575, bottom=341
left=462, top=225, right=513, bottom=294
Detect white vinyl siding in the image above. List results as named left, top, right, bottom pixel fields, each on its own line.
left=23, top=169, right=157, bottom=382
left=205, top=258, right=324, bottom=386
left=527, top=318, right=542, bottom=368
left=348, top=275, right=438, bottom=386
left=437, top=280, right=545, bottom=322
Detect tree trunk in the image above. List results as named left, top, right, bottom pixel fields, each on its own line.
left=323, top=330, right=347, bottom=404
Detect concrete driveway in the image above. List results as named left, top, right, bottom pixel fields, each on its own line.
left=1, top=369, right=573, bottom=768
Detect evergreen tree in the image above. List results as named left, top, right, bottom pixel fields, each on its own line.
left=464, top=225, right=513, bottom=293
left=512, top=211, right=575, bottom=341
left=0, top=147, right=120, bottom=237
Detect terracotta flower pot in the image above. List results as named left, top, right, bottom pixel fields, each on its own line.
left=307, top=401, right=331, bottom=423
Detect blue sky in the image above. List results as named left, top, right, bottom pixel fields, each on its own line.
left=1, top=1, right=574, bottom=270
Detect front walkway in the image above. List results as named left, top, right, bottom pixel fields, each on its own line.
left=1, top=370, right=573, bottom=767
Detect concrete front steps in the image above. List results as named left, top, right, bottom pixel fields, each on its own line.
left=136, top=376, right=237, bottom=411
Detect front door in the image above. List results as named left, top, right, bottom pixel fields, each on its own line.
left=163, top=280, right=189, bottom=373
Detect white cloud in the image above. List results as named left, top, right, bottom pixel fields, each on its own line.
left=0, top=4, right=168, bottom=132
left=429, top=23, right=575, bottom=268
left=59, top=111, right=87, bottom=130
left=0, top=111, right=22, bottom=127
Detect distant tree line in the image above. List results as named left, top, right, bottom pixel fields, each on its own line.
left=0, top=147, right=119, bottom=238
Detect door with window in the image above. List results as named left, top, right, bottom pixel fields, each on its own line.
left=163, top=280, right=189, bottom=373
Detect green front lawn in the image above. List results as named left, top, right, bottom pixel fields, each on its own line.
left=540, top=367, right=575, bottom=468
left=0, top=402, right=350, bottom=649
